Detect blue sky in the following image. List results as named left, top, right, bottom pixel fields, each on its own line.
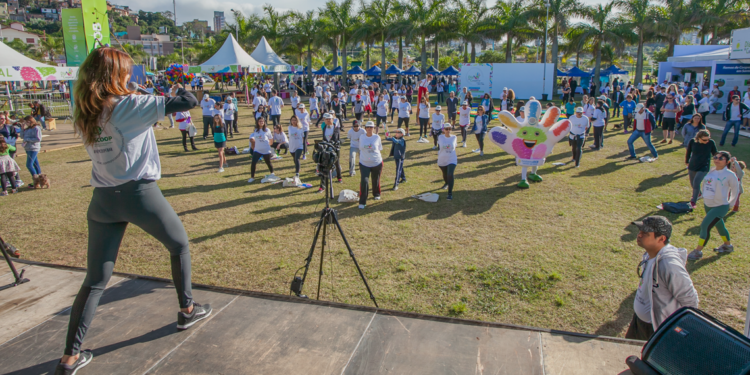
left=116, top=0, right=605, bottom=28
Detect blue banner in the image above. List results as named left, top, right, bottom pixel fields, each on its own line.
left=715, top=64, right=750, bottom=75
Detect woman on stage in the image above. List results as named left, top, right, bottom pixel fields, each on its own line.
left=56, top=48, right=209, bottom=375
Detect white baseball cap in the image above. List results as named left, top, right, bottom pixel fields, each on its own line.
left=298, top=103, right=305, bottom=108
left=364, top=121, right=375, bottom=128
left=462, top=101, right=468, bottom=105
left=323, top=113, right=333, bottom=119
left=443, top=124, right=452, bottom=129
left=575, top=107, right=584, bottom=113
left=435, top=105, right=442, bottom=110
left=396, top=128, right=406, bottom=135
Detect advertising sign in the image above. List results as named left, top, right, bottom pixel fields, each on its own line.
left=459, top=63, right=493, bottom=98
left=80, top=0, right=110, bottom=53
left=0, top=66, right=78, bottom=81
left=61, top=9, right=87, bottom=66
left=710, top=63, right=750, bottom=112
left=730, top=27, right=750, bottom=60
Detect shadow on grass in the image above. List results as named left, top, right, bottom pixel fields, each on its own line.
left=593, top=290, right=636, bottom=337
left=635, top=169, right=689, bottom=192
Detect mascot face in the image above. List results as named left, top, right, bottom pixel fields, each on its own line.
left=489, top=99, right=571, bottom=162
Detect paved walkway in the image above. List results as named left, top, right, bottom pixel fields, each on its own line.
left=0, top=262, right=641, bottom=374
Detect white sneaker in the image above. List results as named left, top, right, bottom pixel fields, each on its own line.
left=374, top=196, right=381, bottom=200
left=218, top=168, right=224, bottom=173
left=480, top=151, right=484, bottom=156
left=432, top=146, right=437, bottom=150
left=472, top=149, right=480, bottom=153
left=247, top=178, right=255, bottom=183
left=358, top=204, right=365, bottom=209
left=462, top=142, right=467, bottom=148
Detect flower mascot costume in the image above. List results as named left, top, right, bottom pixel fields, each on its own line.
left=488, top=99, right=571, bottom=189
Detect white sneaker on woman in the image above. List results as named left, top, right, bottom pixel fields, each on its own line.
left=218, top=168, right=224, bottom=173
left=247, top=178, right=255, bottom=183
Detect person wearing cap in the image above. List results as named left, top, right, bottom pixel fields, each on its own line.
left=470, top=105, right=489, bottom=156
left=437, top=124, right=458, bottom=200
left=446, top=91, right=459, bottom=127
left=353, top=94, right=365, bottom=122
left=568, top=107, right=590, bottom=167
left=390, top=91, right=401, bottom=123
left=248, top=117, right=276, bottom=183
left=688, top=151, right=739, bottom=260
left=375, top=93, right=389, bottom=130
left=457, top=100, right=472, bottom=148
left=385, top=128, right=408, bottom=190
left=627, top=216, right=699, bottom=340
left=347, top=120, right=365, bottom=176
left=201, top=93, right=217, bottom=139
left=515, top=105, right=525, bottom=122
left=397, top=96, right=412, bottom=136
left=500, top=88, right=514, bottom=112
left=358, top=121, right=384, bottom=209
left=626, top=103, right=658, bottom=161
left=417, top=96, right=431, bottom=143
left=431, top=105, right=446, bottom=149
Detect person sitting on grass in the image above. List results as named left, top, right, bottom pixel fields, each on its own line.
left=385, top=128, right=407, bottom=190
left=213, top=115, right=227, bottom=173
left=627, top=216, right=698, bottom=340
left=688, top=151, right=739, bottom=260
left=271, top=124, right=289, bottom=158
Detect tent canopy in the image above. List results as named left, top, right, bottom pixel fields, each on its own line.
left=426, top=65, right=440, bottom=74
left=600, top=65, right=628, bottom=75
left=0, top=41, right=78, bottom=81
left=347, top=66, right=365, bottom=74
left=384, top=65, right=403, bottom=75
left=566, top=67, right=591, bottom=77
left=402, top=66, right=421, bottom=75
left=198, top=34, right=264, bottom=72
left=313, top=66, right=330, bottom=75
left=363, top=65, right=381, bottom=76
left=328, top=66, right=343, bottom=75
left=667, top=47, right=730, bottom=63
left=439, top=66, right=459, bottom=75
left=557, top=69, right=568, bottom=77
left=250, top=36, right=292, bottom=72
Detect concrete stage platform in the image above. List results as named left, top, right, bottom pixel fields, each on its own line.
left=0, top=262, right=642, bottom=374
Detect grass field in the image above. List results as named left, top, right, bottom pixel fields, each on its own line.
left=3, top=95, right=749, bottom=338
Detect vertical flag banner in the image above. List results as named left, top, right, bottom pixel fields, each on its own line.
left=61, top=9, right=87, bottom=66
left=80, top=0, right=110, bottom=53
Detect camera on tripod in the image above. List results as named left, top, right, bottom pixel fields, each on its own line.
left=312, top=140, right=340, bottom=176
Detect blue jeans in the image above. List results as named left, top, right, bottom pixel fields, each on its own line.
left=35, top=116, right=46, bottom=130
left=627, top=130, right=658, bottom=158
left=26, top=150, right=42, bottom=176
left=720, top=120, right=742, bottom=146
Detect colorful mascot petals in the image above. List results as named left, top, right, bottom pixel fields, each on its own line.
left=488, top=99, right=571, bottom=189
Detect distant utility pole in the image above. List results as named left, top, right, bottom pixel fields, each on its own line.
left=173, top=0, right=184, bottom=65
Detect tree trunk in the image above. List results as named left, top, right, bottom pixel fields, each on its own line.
left=434, top=41, right=439, bottom=70
left=366, top=42, right=371, bottom=69
left=342, top=40, right=348, bottom=89
left=551, top=25, right=559, bottom=94
left=332, top=41, right=339, bottom=68
left=421, top=35, right=427, bottom=78
left=505, top=35, right=513, bottom=63
left=593, top=43, right=602, bottom=88
left=635, top=33, right=644, bottom=86
left=307, top=41, right=313, bottom=86
left=463, top=43, right=468, bottom=63
left=381, top=34, right=387, bottom=83
left=540, top=36, right=547, bottom=65
left=667, top=39, right=675, bottom=59
left=398, top=36, right=403, bottom=69
left=470, top=42, right=476, bottom=63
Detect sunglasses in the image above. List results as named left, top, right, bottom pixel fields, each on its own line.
left=713, top=155, right=728, bottom=160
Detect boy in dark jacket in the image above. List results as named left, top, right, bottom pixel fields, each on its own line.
left=385, top=128, right=407, bottom=190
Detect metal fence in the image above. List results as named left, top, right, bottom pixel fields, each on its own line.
left=0, top=92, right=73, bottom=121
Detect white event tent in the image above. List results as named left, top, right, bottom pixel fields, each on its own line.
left=0, top=41, right=78, bottom=81
left=250, top=36, right=292, bottom=73
left=194, top=34, right=265, bottom=73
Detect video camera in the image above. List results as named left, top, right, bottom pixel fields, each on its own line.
left=312, top=140, right=340, bottom=175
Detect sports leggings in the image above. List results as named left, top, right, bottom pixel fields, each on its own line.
left=432, top=129, right=441, bottom=146
left=292, top=149, right=303, bottom=174
left=398, top=117, right=410, bottom=135
left=181, top=130, right=195, bottom=150
left=65, top=180, right=192, bottom=356
left=251, top=152, right=274, bottom=178
left=303, top=131, right=309, bottom=154
left=688, top=170, right=708, bottom=204
left=475, top=132, right=485, bottom=152
left=439, top=164, right=456, bottom=194
left=698, top=204, right=730, bottom=247
left=459, top=126, right=467, bottom=143
left=419, top=118, right=429, bottom=137
left=570, top=134, right=585, bottom=166
left=390, top=108, right=398, bottom=122
left=359, top=162, right=383, bottom=205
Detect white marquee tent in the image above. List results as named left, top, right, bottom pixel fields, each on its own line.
left=250, top=36, right=292, bottom=73
left=196, top=34, right=265, bottom=73
left=0, top=41, right=78, bottom=81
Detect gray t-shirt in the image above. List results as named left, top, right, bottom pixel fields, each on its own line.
left=663, top=102, right=678, bottom=119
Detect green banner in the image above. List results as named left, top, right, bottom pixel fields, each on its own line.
left=61, top=9, right=87, bottom=66
left=81, top=0, right=110, bottom=53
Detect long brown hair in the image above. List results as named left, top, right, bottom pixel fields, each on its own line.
left=73, top=48, right=133, bottom=146
left=23, top=115, right=38, bottom=129
left=0, top=137, right=8, bottom=154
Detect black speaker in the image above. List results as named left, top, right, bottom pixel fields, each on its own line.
left=641, top=307, right=750, bottom=375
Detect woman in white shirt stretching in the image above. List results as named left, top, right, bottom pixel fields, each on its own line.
left=437, top=124, right=458, bottom=200
left=358, top=121, right=383, bottom=209
left=248, top=117, right=276, bottom=183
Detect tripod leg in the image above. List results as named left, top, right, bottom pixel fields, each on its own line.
left=297, top=210, right=327, bottom=297
left=317, top=209, right=330, bottom=300
left=330, top=211, right=379, bottom=308
left=0, top=236, right=29, bottom=290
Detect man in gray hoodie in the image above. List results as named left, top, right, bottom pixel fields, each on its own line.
left=627, top=216, right=699, bottom=340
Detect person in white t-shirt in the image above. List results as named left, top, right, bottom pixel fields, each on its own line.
left=568, top=107, right=590, bottom=167
left=248, top=117, right=275, bottom=183
left=457, top=101, right=472, bottom=147
left=358, top=121, right=383, bottom=209
left=59, top=49, right=209, bottom=374
left=417, top=96, right=431, bottom=142
left=291, top=90, right=300, bottom=112
left=398, top=96, right=412, bottom=136
left=175, top=110, right=197, bottom=151
left=390, top=92, right=401, bottom=123
left=223, top=100, right=236, bottom=137
left=288, top=116, right=305, bottom=176
left=375, top=93, right=389, bottom=130
left=437, top=124, right=458, bottom=200
left=211, top=102, right=225, bottom=126
left=308, top=96, right=319, bottom=120
left=263, top=81, right=273, bottom=94
left=431, top=106, right=445, bottom=149
left=200, top=94, right=216, bottom=139
left=253, top=93, right=267, bottom=113
left=268, top=90, right=284, bottom=126
left=347, top=120, right=365, bottom=176
left=296, top=103, right=311, bottom=158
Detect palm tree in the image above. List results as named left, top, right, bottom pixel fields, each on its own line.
left=696, top=0, right=745, bottom=44
left=288, top=10, right=324, bottom=83
left=227, top=10, right=262, bottom=50
left=616, top=0, right=661, bottom=85
left=398, top=0, right=447, bottom=76
left=657, top=0, right=700, bottom=57
left=360, top=0, right=397, bottom=82
left=321, top=0, right=360, bottom=88
left=40, top=36, right=64, bottom=62
left=452, top=0, right=492, bottom=63
left=529, top=0, right=581, bottom=92
left=258, top=5, right=294, bottom=53
left=568, top=2, right=636, bottom=85
left=598, top=44, right=635, bottom=67
left=493, top=0, right=537, bottom=63
left=121, top=43, right=149, bottom=65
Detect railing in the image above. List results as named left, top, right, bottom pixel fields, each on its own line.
left=0, top=92, right=73, bottom=122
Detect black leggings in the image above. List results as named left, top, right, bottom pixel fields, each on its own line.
left=251, top=152, right=274, bottom=177
left=439, top=164, right=456, bottom=194
left=376, top=115, right=387, bottom=128
left=432, top=129, right=441, bottom=146
left=359, top=162, right=383, bottom=205
left=593, top=126, right=604, bottom=149
left=459, top=126, right=467, bottom=143
left=181, top=130, right=195, bottom=150
left=570, top=134, right=585, bottom=166
left=65, top=180, right=192, bottom=356
left=475, top=132, right=485, bottom=151
left=271, top=142, right=289, bottom=154
left=398, top=117, right=410, bottom=134
left=355, top=112, right=363, bottom=122
left=390, top=108, right=398, bottom=122
left=292, top=149, right=303, bottom=174
left=303, top=131, right=309, bottom=154
left=1, top=172, right=17, bottom=192
left=419, top=118, right=429, bottom=137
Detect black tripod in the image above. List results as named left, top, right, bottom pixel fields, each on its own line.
left=292, top=169, right=378, bottom=308
left=1, top=235, right=29, bottom=292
